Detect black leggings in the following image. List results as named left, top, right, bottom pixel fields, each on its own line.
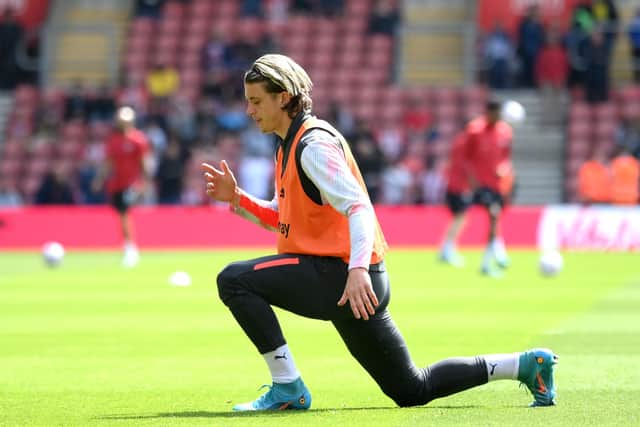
left=217, top=253, right=488, bottom=407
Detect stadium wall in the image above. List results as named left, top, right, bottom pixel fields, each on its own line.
left=2, top=205, right=638, bottom=251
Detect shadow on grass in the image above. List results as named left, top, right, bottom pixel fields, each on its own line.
left=97, top=405, right=489, bottom=421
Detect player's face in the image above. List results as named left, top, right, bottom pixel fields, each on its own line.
left=487, top=109, right=500, bottom=124
left=244, top=82, right=288, bottom=135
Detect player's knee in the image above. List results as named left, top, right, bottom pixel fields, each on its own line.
left=216, top=263, right=244, bottom=305
left=382, top=369, right=432, bottom=407
left=489, top=202, right=501, bottom=217
left=385, top=388, right=428, bottom=407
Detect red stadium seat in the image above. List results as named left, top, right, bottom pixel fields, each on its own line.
left=346, top=0, right=371, bottom=18
left=184, top=16, right=209, bottom=37
left=437, top=120, right=458, bottom=139
left=565, top=157, right=584, bottom=177
left=285, top=16, right=313, bottom=36
left=155, top=35, right=180, bottom=52
left=366, top=49, right=392, bottom=68
left=130, top=18, right=155, bottom=36
left=341, top=34, right=364, bottom=53
left=188, top=0, right=213, bottom=18
left=342, top=18, right=368, bottom=36
left=179, top=52, right=202, bottom=71
left=593, top=120, right=617, bottom=141
left=379, top=87, right=406, bottom=107
left=282, top=36, right=307, bottom=54
left=1, top=138, right=26, bottom=159
left=431, top=87, right=459, bottom=105
left=180, top=69, right=202, bottom=90
left=14, top=85, right=39, bottom=107
left=568, top=120, right=592, bottom=141
left=462, top=85, right=488, bottom=104
left=61, top=121, right=87, bottom=142
left=30, top=140, right=55, bottom=159
left=569, top=102, right=591, bottom=122
left=311, top=33, right=336, bottom=53
left=620, top=102, right=640, bottom=120
left=359, top=67, right=388, bottom=84
left=0, top=158, right=22, bottom=178
left=127, top=34, right=152, bottom=53
left=21, top=175, right=42, bottom=201
left=353, top=103, right=377, bottom=124
left=56, top=140, right=83, bottom=159
left=357, top=86, right=379, bottom=106
left=593, top=102, right=617, bottom=121
left=368, top=35, right=393, bottom=53
left=25, top=158, right=49, bottom=177
left=162, top=1, right=185, bottom=19
left=89, top=122, right=112, bottom=141
left=308, top=51, right=334, bottom=72
left=216, top=0, right=239, bottom=18
left=332, top=84, right=354, bottom=106
left=616, top=85, right=640, bottom=103
left=568, top=138, right=590, bottom=159
left=379, top=103, right=405, bottom=123
left=153, top=50, right=178, bottom=67
left=463, top=103, right=485, bottom=121
left=314, top=18, right=340, bottom=37
left=158, top=18, right=182, bottom=36
left=434, top=103, right=460, bottom=123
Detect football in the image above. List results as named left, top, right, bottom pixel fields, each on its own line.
left=539, top=250, right=563, bottom=277
left=42, top=241, right=65, bottom=267
left=502, top=100, right=526, bottom=124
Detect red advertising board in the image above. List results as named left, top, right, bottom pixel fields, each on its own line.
left=477, top=0, right=582, bottom=35
left=0, top=206, right=541, bottom=250
left=0, top=0, right=49, bottom=29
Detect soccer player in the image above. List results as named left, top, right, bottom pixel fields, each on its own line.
left=93, top=106, right=153, bottom=268
left=439, top=131, right=472, bottom=267
left=202, top=54, right=557, bottom=411
left=464, top=100, right=513, bottom=277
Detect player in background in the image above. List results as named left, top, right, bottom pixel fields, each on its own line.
left=464, top=100, right=513, bottom=277
left=93, top=106, right=153, bottom=268
left=439, top=131, right=472, bottom=267
left=201, top=54, right=557, bottom=411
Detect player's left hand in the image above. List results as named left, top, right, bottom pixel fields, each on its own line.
left=337, top=268, right=379, bottom=320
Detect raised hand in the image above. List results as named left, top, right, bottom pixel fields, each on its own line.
left=201, top=160, right=238, bottom=203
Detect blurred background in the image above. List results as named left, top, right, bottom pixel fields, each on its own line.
left=0, top=0, right=638, bottom=209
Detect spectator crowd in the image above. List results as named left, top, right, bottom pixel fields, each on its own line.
left=480, top=1, right=640, bottom=104
left=2, top=1, right=640, bottom=208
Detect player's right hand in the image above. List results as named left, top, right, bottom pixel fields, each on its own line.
left=201, top=160, right=237, bottom=203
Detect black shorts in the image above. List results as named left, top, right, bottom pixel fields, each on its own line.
left=110, top=188, right=138, bottom=213
left=445, top=191, right=471, bottom=215
left=472, top=187, right=504, bottom=208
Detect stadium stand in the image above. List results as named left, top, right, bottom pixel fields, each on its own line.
left=565, top=84, right=640, bottom=202
left=1, top=0, right=639, bottom=206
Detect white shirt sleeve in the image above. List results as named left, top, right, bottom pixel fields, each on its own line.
left=299, top=130, right=375, bottom=270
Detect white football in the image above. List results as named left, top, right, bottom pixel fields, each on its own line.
left=42, top=241, right=65, bottom=267
left=168, top=271, right=192, bottom=287
left=539, top=250, right=563, bottom=277
left=502, top=100, right=526, bottom=124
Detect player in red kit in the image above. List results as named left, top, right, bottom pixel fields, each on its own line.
left=439, top=131, right=472, bottom=267
left=93, top=106, right=153, bottom=267
left=464, top=99, right=512, bottom=277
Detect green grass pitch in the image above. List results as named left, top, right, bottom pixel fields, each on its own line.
left=1, top=249, right=639, bottom=426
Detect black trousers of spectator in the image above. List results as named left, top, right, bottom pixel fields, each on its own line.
left=633, top=47, right=640, bottom=84
left=217, top=253, right=488, bottom=407
left=586, top=63, right=610, bottom=104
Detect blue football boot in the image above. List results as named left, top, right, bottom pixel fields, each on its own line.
left=233, top=377, right=311, bottom=411
left=518, top=348, right=558, bottom=407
